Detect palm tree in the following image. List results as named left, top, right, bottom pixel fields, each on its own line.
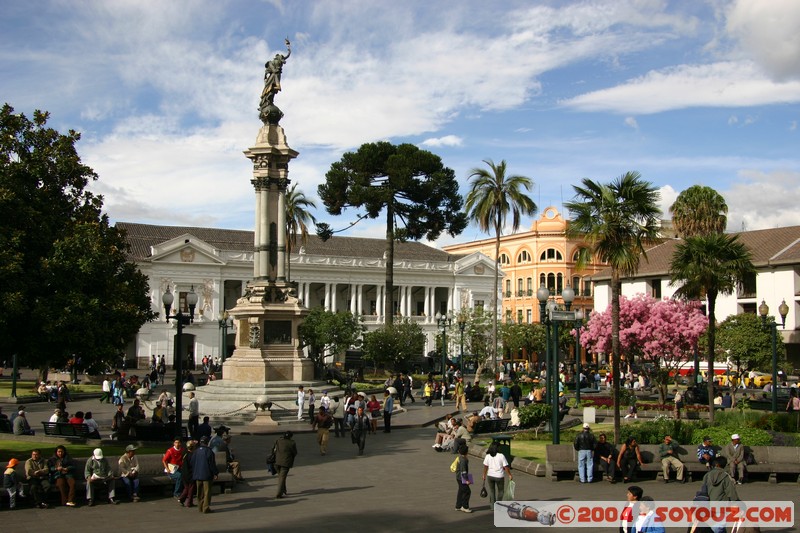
left=285, top=183, right=317, bottom=282
left=669, top=185, right=728, bottom=237
left=565, top=172, right=661, bottom=444
left=465, top=159, right=536, bottom=376
left=669, top=233, right=755, bottom=423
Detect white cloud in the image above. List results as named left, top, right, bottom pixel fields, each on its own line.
left=725, top=169, right=800, bottom=231
left=728, top=115, right=738, bottom=125
left=726, top=0, right=800, bottom=81
left=421, top=135, right=463, bottom=147
left=624, top=116, right=639, bottom=130
left=562, top=61, right=800, bottom=114
left=791, top=121, right=798, bottom=131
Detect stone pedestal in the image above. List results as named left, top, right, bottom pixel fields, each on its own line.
left=249, top=409, right=279, bottom=427
left=223, top=281, right=313, bottom=382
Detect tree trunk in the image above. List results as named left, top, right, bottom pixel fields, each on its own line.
left=611, top=270, right=622, bottom=445
left=385, top=203, right=395, bottom=327
left=707, top=290, right=718, bottom=424
left=492, top=216, right=501, bottom=374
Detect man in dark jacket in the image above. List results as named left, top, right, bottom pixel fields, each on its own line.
left=702, top=456, right=739, bottom=503
left=574, top=423, right=596, bottom=483
left=190, top=436, right=218, bottom=514
left=274, top=431, right=298, bottom=498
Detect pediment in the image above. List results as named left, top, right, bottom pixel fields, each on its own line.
left=150, top=234, right=225, bottom=265
left=454, top=252, right=502, bottom=277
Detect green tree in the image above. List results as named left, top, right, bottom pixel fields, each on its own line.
left=716, top=312, right=782, bottom=397
left=565, top=172, right=661, bottom=443
left=669, top=185, right=728, bottom=237
left=500, top=322, right=545, bottom=360
left=0, top=104, right=155, bottom=379
left=669, top=232, right=755, bottom=422
left=318, top=142, right=467, bottom=325
left=362, top=319, right=425, bottom=370
left=285, top=183, right=317, bottom=282
left=298, top=307, right=363, bottom=379
left=465, top=159, right=536, bottom=375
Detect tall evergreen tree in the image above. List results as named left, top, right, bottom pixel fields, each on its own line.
left=465, top=159, right=536, bottom=375
left=318, top=142, right=466, bottom=326
left=565, top=172, right=661, bottom=443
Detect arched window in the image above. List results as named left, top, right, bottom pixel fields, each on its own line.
left=526, top=277, right=533, bottom=293
left=539, top=273, right=546, bottom=287
left=540, top=248, right=563, bottom=262
left=572, top=248, right=586, bottom=262
left=557, top=273, right=564, bottom=294
left=499, top=253, right=510, bottom=265
left=517, top=250, right=531, bottom=263
left=505, top=279, right=511, bottom=295
left=572, top=276, right=580, bottom=295
left=547, top=273, right=555, bottom=292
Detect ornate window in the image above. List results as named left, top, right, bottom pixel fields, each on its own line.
left=540, top=248, right=563, bottom=262
left=499, top=253, right=511, bottom=265
left=517, top=250, right=531, bottom=263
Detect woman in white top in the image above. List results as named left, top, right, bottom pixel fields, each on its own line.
left=482, top=442, right=512, bottom=506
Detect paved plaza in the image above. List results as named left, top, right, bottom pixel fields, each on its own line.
left=2, top=377, right=799, bottom=532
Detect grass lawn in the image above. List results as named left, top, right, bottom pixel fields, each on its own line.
left=0, top=440, right=169, bottom=463
left=0, top=380, right=102, bottom=399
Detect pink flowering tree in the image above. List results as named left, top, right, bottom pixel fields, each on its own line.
left=579, top=294, right=707, bottom=403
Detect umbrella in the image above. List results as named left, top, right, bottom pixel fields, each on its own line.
left=386, top=386, right=398, bottom=395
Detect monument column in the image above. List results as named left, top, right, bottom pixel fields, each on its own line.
left=223, top=38, right=312, bottom=382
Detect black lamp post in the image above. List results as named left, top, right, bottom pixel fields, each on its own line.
left=218, top=311, right=232, bottom=363
left=436, top=311, right=453, bottom=377
left=574, top=309, right=585, bottom=405
left=758, top=299, right=789, bottom=414
left=162, top=285, right=198, bottom=439
left=457, top=313, right=467, bottom=373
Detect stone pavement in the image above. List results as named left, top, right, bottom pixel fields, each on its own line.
left=3, top=377, right=799, bottom=532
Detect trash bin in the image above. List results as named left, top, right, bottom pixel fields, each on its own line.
left=491, top=434, right=513, bottom=463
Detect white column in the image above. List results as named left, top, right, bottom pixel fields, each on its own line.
left=331, top=283, right=338, bottom=312
left=350, top=284, right=357, bottom=314
left=259, top=187, right=269, bottom=279
left=324, top=283, right=331, bottom=310
left=424, top=287, right=431, bottom=321
left=276, top=183, right=287, bottom=282
left=378, top=286, right=384, bottom=319
left=253, top=188, right=261, bottom=279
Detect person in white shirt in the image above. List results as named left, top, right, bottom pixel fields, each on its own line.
left=83, top=411, right=101, bottom=439
left=320, top=391, right=331, bottom=412
left=296, top=385, right=305, bottom=421
left=478, top=402, right=498, bottom=420
left=482, top=442, right=512, bottom=506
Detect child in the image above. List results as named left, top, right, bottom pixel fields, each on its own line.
left=3, top=458, right=20, bottom=509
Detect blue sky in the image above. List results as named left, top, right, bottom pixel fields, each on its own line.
left=2, top=0, right=799, bottom=247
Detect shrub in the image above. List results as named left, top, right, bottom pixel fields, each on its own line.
left=713, top=409, right=764, bottom=429
left=620, top=418, right=706, bottom=445
left=753, top=413, right=797, bottom=433
left=518, top=403, right=552, bottom=429
left=689, top=426, right=773, bottom=447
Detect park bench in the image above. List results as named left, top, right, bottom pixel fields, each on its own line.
left=545, top=443, right=800, bottom=483
left=125, top=424, right=188, bottom=442
left=473, top=418, right=510, bottom=435
left=41, top=422, right=92, bottom=439
left=3, top=450, right=235, bottom=507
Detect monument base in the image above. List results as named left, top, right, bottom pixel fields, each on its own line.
left=223, top=349, right=313, bottom=382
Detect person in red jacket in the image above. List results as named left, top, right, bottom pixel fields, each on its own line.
left=162, top=438, right=184, bottom=498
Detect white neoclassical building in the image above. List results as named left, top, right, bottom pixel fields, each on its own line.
left=118, top=222, right=499, bottom=369
left=589, top=225, right=800, bottom=367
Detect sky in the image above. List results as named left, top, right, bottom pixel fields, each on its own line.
left=2, top=0, right=800, bottom=248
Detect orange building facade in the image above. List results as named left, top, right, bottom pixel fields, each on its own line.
left=442, top=206, right=607, bottom=325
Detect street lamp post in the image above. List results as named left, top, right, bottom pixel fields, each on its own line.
left=574, top=309, right=584, bottom=406
left=10, top=353, right=18, bottom=399
left=436, top=311, right=453, bottom=377
left=759, top=299, right=789, bottom=414
left=457, top=313, right=467, bottom=374
left=162, top=285, right=198, bottom=439
left=218, top=311, right=232, bottom=363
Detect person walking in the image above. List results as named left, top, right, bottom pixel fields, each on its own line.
left=673, top=389, right=683, bottom=420
left=574, top=423, right=596, bottom=483
left=296, top=385, right=305, bottom=421
left=382, top=389, right=394, bottom=433
left=307, top=388, right=316, bottom=422
left=454, top=378, right=467, bottom=412
left=453, top=443, right=473, bottom=513
left=187, top=391, right=200, bottom=439
left=331, top=397, right=345, bottom=438
left=190, top=436, right=218, bottom=514
left=274, top=431, right=298, bottom=498
left=366, top=394, right=381, bottom=434
left=482, top=442, right=512, bottom=507
left=312, top=406, right=333, bottom=455
left=350, top=406, right=370, bottom=456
